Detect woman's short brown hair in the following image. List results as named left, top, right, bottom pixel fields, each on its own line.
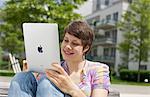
left=64, top=20, right=94, bottom=54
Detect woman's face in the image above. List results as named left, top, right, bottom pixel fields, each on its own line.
left=61, top=33, right=85, bottom=62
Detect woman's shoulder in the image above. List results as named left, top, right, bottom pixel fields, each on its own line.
left=86, top=60, right=109, bottom=71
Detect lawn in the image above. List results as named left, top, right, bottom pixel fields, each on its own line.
left=111, top=76, right=150, bottom=86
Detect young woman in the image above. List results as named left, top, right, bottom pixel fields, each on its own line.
left=8, top=20, right=110, bottom=97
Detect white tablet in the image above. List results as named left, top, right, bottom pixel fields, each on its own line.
left=22, top=23, right=60, bottom=72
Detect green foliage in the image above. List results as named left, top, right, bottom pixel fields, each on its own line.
left=0, top=60, right=9, bottom=70
left=120, top=69, right=150, bottom=82
left=0, top=0, right=86, bottom=57
left=118, top=0, right=150, bottom=65
left=0, top=70, right=15, bottom=76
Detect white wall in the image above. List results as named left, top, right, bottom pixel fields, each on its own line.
left=74, top=0, right=93, bottom=17
left=86, top=1, right=128, bottom=20
left=129, top=61, right=150, bottom=70
left=128, top=62, right=139, bottom=70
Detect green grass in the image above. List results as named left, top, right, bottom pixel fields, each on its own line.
left=111, top=76, right=150, bottom=86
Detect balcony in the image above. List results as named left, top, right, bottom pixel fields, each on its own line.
left=94, top=37, right=116, bottom=46
left=93, top=56, right=115, bottom=63
left=95, top=19, right=116, bottom=30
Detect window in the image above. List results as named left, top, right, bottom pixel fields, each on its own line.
left=111, top=48, right=115, bottom=57
left=104, top=48, right=109, bottom=56
left=113, top=12, right=118, bottom=21
left=140, top=65, right=147, bottom=70
left=106, top=15, right=111, bottom=23
left=128, top=0, right=132, bottom=3
left=105, top=31, right=110, bottom=38
left=105, top=0, right=109, bottom=6
left=96, top=0, right=100, bottom=10
left=112, top=29, right=117, bottom=42
left=104, top=48, right=115, bottom=57
left=93, top=48, right=97, bottom=56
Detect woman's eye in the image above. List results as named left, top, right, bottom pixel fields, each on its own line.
left=72, top=42, right=79, bottom=46
left=64, top=39, right=69, bottom=42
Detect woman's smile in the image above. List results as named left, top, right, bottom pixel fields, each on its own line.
left=63, top=49, right=75, bottom=56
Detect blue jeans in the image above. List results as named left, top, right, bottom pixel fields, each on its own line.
left=8, top=72, right=71, bottom=97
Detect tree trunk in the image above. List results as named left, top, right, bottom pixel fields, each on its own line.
left=137, top=44, right=142, bottom=82
left=137, top=61, right=141, bottom=82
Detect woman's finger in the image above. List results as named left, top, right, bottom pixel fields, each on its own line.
left=45, top=69, right=65, bottom=85
left=46, top=72, right=59, bottom=87
left=45, top=69, right=60, bottom=79
left=51, top=63, right=67, bottom=75
left=23, top=60, right=28, bottom=71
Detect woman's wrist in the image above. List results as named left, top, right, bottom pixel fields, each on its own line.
left=69, top=89, right=79, bottom=97
left=69, top=88, right=86, bottom=97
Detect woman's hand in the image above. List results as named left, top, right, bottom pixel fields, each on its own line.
left=22, top=60, right=29, bottom=71
left=22, top=60, right=39, bottom=78
left=45, top=63, right=80, bottom=95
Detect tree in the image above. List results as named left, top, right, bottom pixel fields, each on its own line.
left=118, top=0, right=150, bottom=82
left=0, top=0, right=87, bottom=57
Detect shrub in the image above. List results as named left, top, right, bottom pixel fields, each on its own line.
left=0, top=70, right=15, bottom=76
left=120, top=69, right=150, bottom=82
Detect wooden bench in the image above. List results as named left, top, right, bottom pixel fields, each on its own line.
left=0, top=86, right=120, bottom=97
left=0, top=88, right=8, bottom=97
left=108, top=90, right=120, bottom=97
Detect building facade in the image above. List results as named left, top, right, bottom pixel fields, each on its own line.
left=86, top=0, right=150, bottom=73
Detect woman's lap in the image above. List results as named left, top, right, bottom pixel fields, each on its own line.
left=8, top=71, right=64, bottom=97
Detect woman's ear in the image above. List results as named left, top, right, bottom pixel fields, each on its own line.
left=83, top=46, right=89, bottom=54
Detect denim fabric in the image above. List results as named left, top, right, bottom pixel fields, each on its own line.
left=8, top=72, right=68, bottom=97
left=36, top=74, right=64, bottom=97
left=8, top=72, right=37, bottom=97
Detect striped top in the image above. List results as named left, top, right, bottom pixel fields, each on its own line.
left=61, top=60, right=111, bottom=97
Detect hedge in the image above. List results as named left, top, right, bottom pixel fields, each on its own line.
left=120, top=69, right=150, bottom=82
left=0, top=70, right=15, bottom=76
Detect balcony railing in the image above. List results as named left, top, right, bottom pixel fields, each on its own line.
left=94, top=37, right=116, bottom=46
left=95, top=19, right=117, bottom=30
left=93, top=56, right=115, bottom=63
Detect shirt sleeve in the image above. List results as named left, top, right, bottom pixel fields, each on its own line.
left=91, top=63, right=111, bottom=91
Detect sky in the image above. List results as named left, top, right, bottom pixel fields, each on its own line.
left=0, top=0, right=4, bottom=7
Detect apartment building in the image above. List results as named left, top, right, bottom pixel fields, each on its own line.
left=85, top=0, right=148, bottom=73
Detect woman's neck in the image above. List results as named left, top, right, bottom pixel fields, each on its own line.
left=66, top=59, right=86, bottom=74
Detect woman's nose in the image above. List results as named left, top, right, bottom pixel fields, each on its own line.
left=65, top=44, right=72, bottom=50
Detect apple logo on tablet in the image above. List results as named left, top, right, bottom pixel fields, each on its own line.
left=38, top=45, right=43, bottom=53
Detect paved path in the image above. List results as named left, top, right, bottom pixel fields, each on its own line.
left=111, top=84, right=150, bottom=97
left=0, top=76, right=12, bottom=82
left=120, top=94, right=150, bottom=97
left=111, top=84, right=150, bottom=95
left=0, top=76, right=12, bottom=89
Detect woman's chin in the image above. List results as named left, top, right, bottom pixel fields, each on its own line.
left=63, top=56, right=74, bottom=61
